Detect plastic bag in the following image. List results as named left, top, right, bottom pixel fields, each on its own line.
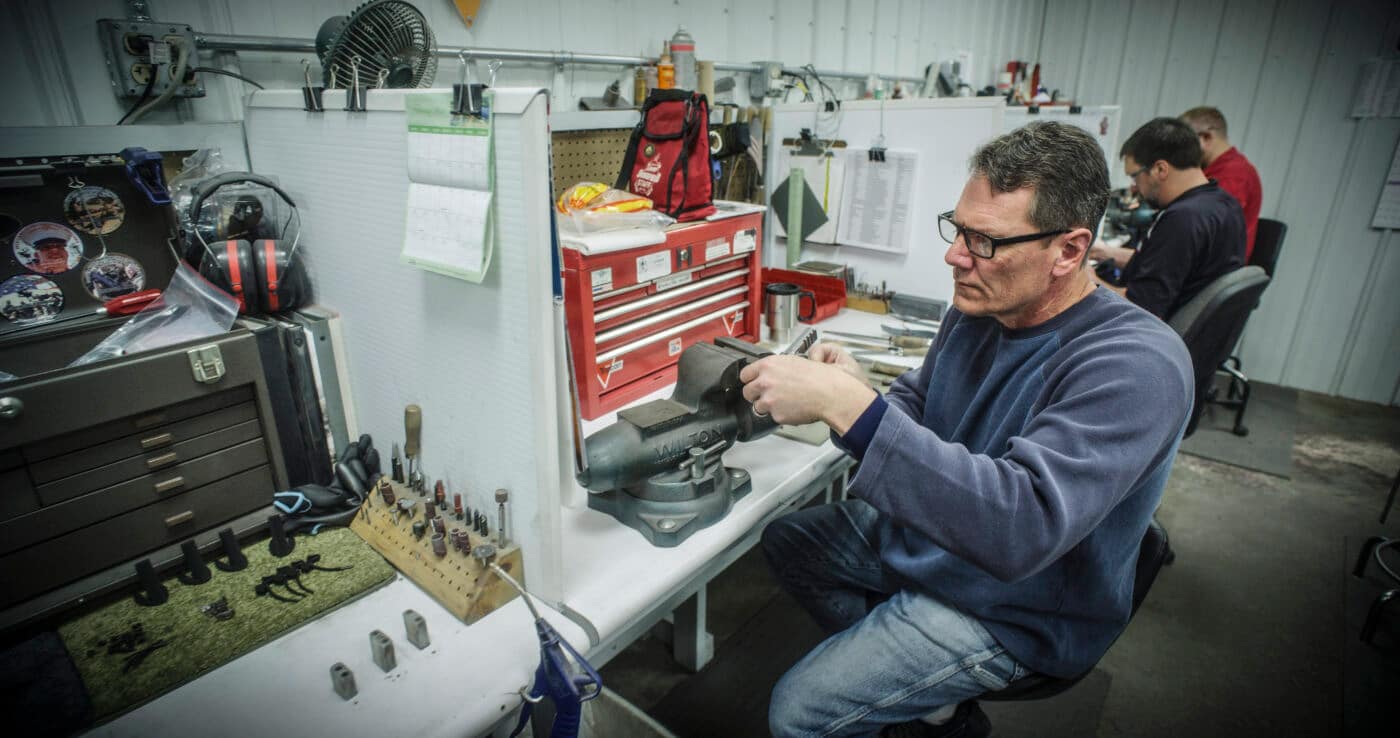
left=169, top=149, right=228, bottom=243
left=69, top=262, right=239, bottom=368
left=555, top=182, right=675, bottom=235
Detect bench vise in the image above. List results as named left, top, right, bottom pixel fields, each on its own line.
left=578, top=334, right=811, bottom=546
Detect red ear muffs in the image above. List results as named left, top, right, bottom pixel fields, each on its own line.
left=254, top=239, right=309, bottom=314
left=261, top=239, right=281, bottom=312
left=187, top=172, right=310, bottom=315
left=199, top=239, right=260, bottom=314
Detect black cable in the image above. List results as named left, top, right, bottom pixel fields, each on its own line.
left=116, top=71, right=157, bottom=125
left=192, top=67, right=265, bottom=90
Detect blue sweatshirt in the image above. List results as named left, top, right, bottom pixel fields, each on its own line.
left=836, top=287, right=1192, bottom=678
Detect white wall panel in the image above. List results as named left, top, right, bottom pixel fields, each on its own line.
left=1155, top=0, right=1225, bottom=119
left=1338, top=227, right=1400, bottom=402
left=1038, top=0, right=1091, bottom=102
left=1202, top=0, right=1277, bottom=138
left=1074, top=0, right=1134, bottom=105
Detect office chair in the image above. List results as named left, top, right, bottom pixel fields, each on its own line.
left=979, top=521, right=1171, bottom=705
left=1206, top=219, right=1288, bottom=436
left=1167, top=266, right=1271, bottom=438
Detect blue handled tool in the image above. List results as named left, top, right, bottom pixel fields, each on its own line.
left=491, top=561, right=601, bottom=738
left=119, top=147, right=171, bottom=205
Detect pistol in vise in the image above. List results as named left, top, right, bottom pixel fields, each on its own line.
left=578, top=329, right=817, bottom=546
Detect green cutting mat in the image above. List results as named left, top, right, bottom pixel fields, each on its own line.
left=58, top=526, right=394, bottom=719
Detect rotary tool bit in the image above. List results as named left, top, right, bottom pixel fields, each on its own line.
left=454, top=494, right=464, bottom=519
left=391, top=442, right=404, bottom=483
left=495, top=489, right=509, bottom=547
left=434, top=480, right=446, bottom=509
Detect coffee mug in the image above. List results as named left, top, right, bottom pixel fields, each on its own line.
left=764, top=282, right=817, bottom=344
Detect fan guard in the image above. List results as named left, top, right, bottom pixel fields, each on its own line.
left=316, top=0, right=437, bottom=89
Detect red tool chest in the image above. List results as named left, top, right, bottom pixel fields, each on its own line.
left=561, top=211, right=763, bottom=419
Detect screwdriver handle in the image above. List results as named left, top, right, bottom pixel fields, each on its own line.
left=102, top=289, right=162, bottom=316
left=404, top=404, right=422, bottom=458
left=890, top=335, right=930, bottom=349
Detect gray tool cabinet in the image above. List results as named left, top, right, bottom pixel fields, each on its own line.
left=0, top=326, right=289, bottom=630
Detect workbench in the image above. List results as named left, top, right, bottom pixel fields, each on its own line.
left=84, top=309, right=913, bottom=737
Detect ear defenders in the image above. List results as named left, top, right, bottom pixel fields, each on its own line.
left=187, top=172, right=310, bottom=314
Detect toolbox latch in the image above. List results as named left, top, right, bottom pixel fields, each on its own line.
left=187, top=344, right=226, bottom=384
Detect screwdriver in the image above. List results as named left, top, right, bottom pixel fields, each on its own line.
left=31, top=289, right=162, bottom=329
left=821, top=330, right=930, bottom=349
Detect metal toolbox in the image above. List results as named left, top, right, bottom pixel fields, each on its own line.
left=561, top=211, right=763, bottom=419
left=0, top=326, right=292, bottom=631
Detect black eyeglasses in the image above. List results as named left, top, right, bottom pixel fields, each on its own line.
left=1127, top=165, right=1150, bottom=180
left=937, top=211, right=1068, bottom=259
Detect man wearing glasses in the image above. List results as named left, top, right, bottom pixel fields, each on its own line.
left=741, top=121, right=1193, bottom=738
left=1089, top=117, right=1246, bottom=321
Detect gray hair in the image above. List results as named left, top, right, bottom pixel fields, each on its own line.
left=969, top=121, right=1110, bottom=238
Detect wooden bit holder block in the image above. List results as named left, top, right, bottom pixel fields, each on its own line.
left=350, top=480, right=522, bottom=624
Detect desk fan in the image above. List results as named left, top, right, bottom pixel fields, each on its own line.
left=315, top=1, right=438, bottom=89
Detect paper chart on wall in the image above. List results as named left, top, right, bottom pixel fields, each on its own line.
left=1372, top=138, right=1400, bottom=230
left=401, top=92, right=495, bottom=282
left=772, top=148, right=846, bottom=244
left=836, top=149, right=918, bottom=253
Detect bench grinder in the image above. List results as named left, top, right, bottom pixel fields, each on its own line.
left=577, top=332, right=815, bottom=546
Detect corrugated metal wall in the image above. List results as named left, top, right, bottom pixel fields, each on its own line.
left=3, top=0, right=1398, bottom=404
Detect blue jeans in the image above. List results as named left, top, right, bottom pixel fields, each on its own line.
left=762, top=499, right=1028, bottom=738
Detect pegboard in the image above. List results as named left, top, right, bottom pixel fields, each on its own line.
left=550, top=128, right=632, bottom=198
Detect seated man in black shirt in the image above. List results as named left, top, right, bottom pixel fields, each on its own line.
left=1090, top=117, right=1245, bottom=320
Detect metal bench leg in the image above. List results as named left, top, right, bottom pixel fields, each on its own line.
left=672, top=587, right=714, bottom=672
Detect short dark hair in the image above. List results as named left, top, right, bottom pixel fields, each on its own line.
left=1181, top=106, right=1228, bottom=137
left=969, top=120, right=1110, bottom=237
left=1120, top=117, right=1202, bottom=170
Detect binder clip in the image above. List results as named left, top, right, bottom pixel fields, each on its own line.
left=119, top=148, right=170, bottom=205
left=868, top=146, right=886, bottom=162
left=301, top=60, right=323, bottom=112
left=345, top=55, right=366, bottom=112
left=451, top=51, right=486, bottom=117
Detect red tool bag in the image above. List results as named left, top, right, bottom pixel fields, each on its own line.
left=616, top=89, right=716, bottom=222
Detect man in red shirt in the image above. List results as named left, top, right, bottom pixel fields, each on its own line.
left=1182, top=107, right=1262, bottom=260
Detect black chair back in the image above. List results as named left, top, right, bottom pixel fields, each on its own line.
left=1250, top=219, right=1287, bottom=278
left=983, top=520, right=1171, bottom=702
left=1167, top=267, right=1271, bottom=437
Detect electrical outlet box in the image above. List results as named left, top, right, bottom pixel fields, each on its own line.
left=97, top=19, right=205, bottom=99
left=749, top=61, right=785, bottom=99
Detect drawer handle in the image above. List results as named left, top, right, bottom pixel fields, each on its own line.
left=153, top=476, right=185, bottom=495
left=134, top=412, right=168, bottom=429
left=146, top=451, right=179, bottom=470
left=164, top=510, right=195, bottom=529
left=141, top=432, right=175, bottom=450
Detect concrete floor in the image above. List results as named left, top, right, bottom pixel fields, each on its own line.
left=600, top=387, right=1400, bottom=737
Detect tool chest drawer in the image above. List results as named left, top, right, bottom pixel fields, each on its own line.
left=24, top=387, right=254, bottom=475
left=0, top=464, right=275, bottom=609
left=0, top=435, right=268, bottom=556
left=562, top=210, right=764, bottom=419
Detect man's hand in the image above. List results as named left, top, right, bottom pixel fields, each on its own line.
left=738, top=352, right=877, bottom=434
left=807, top=341, right=866, bottom=381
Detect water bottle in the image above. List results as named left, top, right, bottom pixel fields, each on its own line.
left=670, top=26, right=696, bottom=92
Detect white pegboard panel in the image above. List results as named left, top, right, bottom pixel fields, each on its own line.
left=244, top=88, right=566, bottom=601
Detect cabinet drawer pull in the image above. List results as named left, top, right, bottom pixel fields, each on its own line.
left=134, top=412, right=168, bottom=429
left=164, top=510, right=195, bottom=529
left=153, top=476, right=185, bottom=495
left=146, top=451, right=179, bottom=470
left=140, top=432, right=175, bottom=450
